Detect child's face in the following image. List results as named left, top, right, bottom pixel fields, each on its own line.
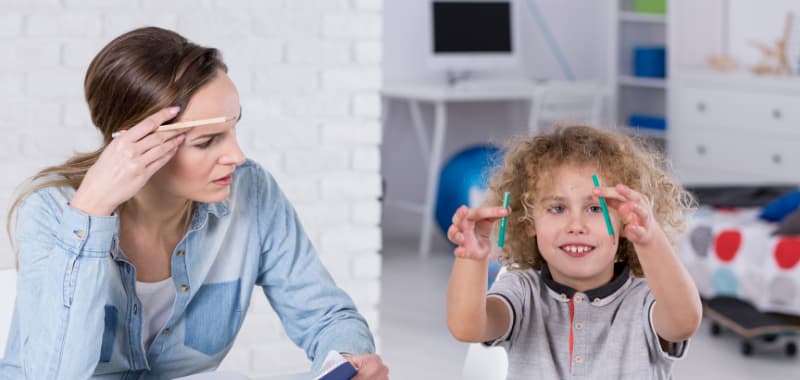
left=531, top=164, right=620, bottom=291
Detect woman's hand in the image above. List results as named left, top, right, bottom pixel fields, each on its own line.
left=593, top=184, right=661, bottom=246
left=347, top=353, right=389, bottom=380
left=70, top=107, right=186, bottom=216
left=447, top=205, right=509, bottom=261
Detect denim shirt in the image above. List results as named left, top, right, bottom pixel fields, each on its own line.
left=0, top=159, right=375, bottom=379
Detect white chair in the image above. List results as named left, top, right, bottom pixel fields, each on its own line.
left=461, top=342, right=508, bottom=380
left=528, top=81, right=609, bottom=135
left=461, top=266, right=509, bottom=380
left=0, top=268, right=17, bottom=358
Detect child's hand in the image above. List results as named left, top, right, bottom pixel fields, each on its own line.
left=592, top=184, right=661, bottom=246
left=447, top=205, right=509, bottom=260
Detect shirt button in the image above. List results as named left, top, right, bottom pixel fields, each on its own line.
left=177, top=250, right=185, bottom=257
left=163, top=328, right=171, bottom=334
left=180, top=285, right=190, bottom=292
left=559, top=293, right=568, bottom=301
left=133, top=304, right=138, bottom=314
left=575, top=355, right=583, bottom=364
left=575, top=322, right=583, bottom=330
left=73, top=229, right=85, bottom=238
left=575, top=295, right=584, bottom=303
left=592, top=298, right=602, bottom=305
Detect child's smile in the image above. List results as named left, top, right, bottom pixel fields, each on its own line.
left=559, top=243, right=595, bottom=258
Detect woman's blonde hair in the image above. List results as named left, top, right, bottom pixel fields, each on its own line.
left=485, top=125, right=695, bottom=277
left=6, top=27, right=227, bottom=264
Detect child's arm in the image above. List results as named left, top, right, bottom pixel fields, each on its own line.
left=445, top=205, right=512, bottom=343
left=595, top=184, right=702, bottom=343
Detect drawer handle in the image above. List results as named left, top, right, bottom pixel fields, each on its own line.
left=697, top=102, right=706, bottom=112
left=696, top=145, right=706, bottom=155
left=773, top=109, right=782, bottom=120
left=773, top=154, right=782, bottom=164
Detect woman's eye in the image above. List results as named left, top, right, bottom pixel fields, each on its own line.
left=195, top=137, right=215, bottom=149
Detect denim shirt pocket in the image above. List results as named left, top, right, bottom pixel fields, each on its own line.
left=184, top=279, right=243, bottom=356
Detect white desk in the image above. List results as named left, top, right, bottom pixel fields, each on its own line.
left=382, top=81, right=538, bottom=258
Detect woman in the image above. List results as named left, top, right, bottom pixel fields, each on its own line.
left=0, top=27, right=387, bottom=379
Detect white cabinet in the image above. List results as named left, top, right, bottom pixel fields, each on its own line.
left=671, top=78, right=800, bottom=184
left=668, top=1, right=800, bottom=185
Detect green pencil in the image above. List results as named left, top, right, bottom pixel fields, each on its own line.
left=498, top=192, right=511, bottom=248
left=592, top=174, right=615, bottom=236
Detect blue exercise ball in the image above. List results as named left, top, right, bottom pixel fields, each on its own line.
left=435, top=145, right=503, bottom=238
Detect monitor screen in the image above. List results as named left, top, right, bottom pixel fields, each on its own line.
left=432, top=2, right=513, bottom=54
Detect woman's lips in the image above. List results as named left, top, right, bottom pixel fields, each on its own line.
left=213, top=174, right=232, bottom=185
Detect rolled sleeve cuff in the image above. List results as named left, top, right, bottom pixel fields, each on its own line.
left=311, top=320, right=375, bottom=373
left=57, top=204, right=119, bottom=257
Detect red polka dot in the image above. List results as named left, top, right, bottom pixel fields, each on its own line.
left=714, top=230, right=742, bottom=262
left=774, top=237, right=800, bottom=270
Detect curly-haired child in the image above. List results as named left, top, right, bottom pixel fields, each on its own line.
left=446, top=125, right=701, bottom=379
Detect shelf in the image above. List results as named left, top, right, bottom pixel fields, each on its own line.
left=621, top=126, right=666, bottom=138
left=619, top=11, right=667, bottom=24
left=618, top=75, right=668, bottom=89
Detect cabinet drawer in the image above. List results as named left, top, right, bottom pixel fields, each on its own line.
left=677, top=87, right=800, bottom=136
left=673, top=131, right=800, bottom=182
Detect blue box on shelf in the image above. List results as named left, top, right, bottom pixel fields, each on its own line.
left=627, top=114, right=666, bottom=131
left=633, top=46, right=666, bottom=78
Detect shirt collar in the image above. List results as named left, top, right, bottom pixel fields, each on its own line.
left=189, top=199, right=231, bottom=231
left=541, top=262, right=630, bottom=300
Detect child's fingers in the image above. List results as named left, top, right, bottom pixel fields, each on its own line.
left=592, top=186, right=625, bottom=204
left=446, top=225, right=462, bottom=244
left=451, top=205, right=468, bottom=226
left=625, top=224, right=646, bottom=241
left=629, top=202, right=650, bottom=225
left=465, top=206, right=508, bottom=222
left=615, top=184, right=649, bottom=205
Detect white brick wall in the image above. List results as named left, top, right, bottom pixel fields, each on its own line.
left=0, top=0, right=383, bottom=377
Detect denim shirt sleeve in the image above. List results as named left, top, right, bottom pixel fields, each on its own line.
left=11, top=188, right=118, bottom=379
left=253, top=168, right=375, bottom=373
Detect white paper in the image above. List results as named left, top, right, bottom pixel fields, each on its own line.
left=313, top=350, right=351, bottom=380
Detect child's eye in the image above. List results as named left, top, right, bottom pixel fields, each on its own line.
left=547, top=205, right=565, bottom=214
left=589, top=205, right=603, bottom=213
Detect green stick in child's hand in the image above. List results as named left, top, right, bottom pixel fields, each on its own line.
left=498, top=192, right=511, bottom=248
left=592, top=174, right=615, bottom=236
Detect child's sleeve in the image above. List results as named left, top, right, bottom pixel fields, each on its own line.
left=483, top=270, right=532, bottom=349
left=643, top=292, right=689, bottom=360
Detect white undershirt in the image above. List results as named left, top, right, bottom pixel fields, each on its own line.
left=135, top=277, right=176, bottom=349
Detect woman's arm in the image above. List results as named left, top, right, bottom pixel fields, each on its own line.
left=11, top=190, right=117, bottom=379
left=254, top=171, right=375, bottom=374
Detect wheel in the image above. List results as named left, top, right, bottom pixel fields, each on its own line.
left=710, top=322, right=722, bottom=336
left=741, top=341, right=754, bottom=356
left=786, top=342, right=797, bottom=357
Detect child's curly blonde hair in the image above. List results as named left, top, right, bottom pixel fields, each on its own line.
left=485, top=125, right=695, bottom=277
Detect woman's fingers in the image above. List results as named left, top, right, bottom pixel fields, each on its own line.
left=140, top=133, right=185, bottom=168
left=136, top=128, right=189, bottom=155
left=123, top=106, right=180, bottom=142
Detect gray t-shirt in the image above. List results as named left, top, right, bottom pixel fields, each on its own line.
left=486, top=264, right=687, bottom=379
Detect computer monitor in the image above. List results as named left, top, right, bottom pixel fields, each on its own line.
left=429, top=0, right=521, bottom=73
